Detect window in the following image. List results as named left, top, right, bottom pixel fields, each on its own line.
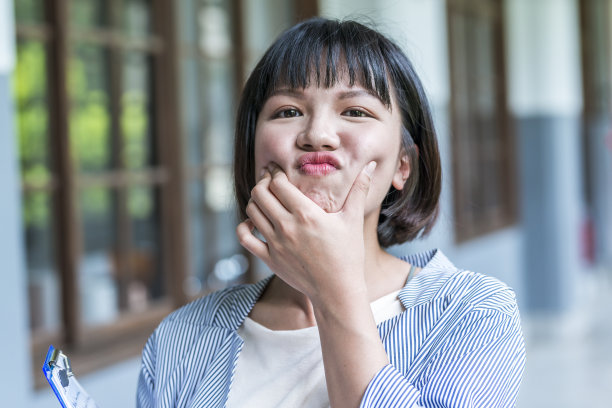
left=447, top=0, right=517, bottom=242
left=14, top=0, right=183, bottom=387
left=579, top=0, right=612, bottom=262
left=579, top=0, right=612, bottom=197
left=14, top=0, right=246, bottom=387
left=177, top=0, right=248, bottom=297
left=580, top=0, right=611, bottom=119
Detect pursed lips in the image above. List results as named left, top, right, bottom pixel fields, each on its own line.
left=297, top=152, right=340, bottom=176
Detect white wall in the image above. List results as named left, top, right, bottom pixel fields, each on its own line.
left=0, top=0, right=14, bottom=72
left=504, top=0, right=583, bottom=117
left=0, top=1, right=32, bottom=407
left=0, top=77, right=33, bottom=408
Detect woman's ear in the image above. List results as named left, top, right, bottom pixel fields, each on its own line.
left=392, top=152, right=411, bottom=190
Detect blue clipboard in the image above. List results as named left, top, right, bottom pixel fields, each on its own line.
left=42, top=345, right=99, bottom=408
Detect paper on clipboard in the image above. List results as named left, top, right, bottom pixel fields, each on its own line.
left=42, top=345, right=99, bottom=408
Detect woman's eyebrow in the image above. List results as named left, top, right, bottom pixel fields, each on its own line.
left=337, top=89, right=379, bottom=100
left=268, top=89, right=305, bottom=99
left=338, top=89, right=390, bottom=110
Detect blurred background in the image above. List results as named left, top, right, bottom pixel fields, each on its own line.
left=0, top=0, right=610, bottom=406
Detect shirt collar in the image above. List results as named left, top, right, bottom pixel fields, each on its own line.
left=217, top=249, right=456, bottom=329
left=217, top=275, right=273, bottom=330
left=397, top=249, right=459, bottom=309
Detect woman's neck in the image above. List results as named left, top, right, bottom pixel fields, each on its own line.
left=250, top=222, right=410, bottom=330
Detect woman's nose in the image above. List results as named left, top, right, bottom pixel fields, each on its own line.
left=297, top=115, right=339, bottom=151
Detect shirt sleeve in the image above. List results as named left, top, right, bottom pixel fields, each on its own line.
left=136, top=332, right=157, bottom=408
left=360, top=289, right=526, bottom=408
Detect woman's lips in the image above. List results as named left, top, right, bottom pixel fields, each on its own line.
left=301, top=162, right=337, bottom=175
left=297, top=152, right=340, bottom=176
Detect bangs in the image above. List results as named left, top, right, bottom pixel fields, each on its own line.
left=256, top=19, right=393, bottom=108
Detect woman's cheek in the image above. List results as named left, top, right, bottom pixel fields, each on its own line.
left=254, top=136, right=281, bottom=171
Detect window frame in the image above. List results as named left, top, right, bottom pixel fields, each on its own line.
left=17, top=0, right=183, bottom=388
left=579, top=0, right=611, bottom=206
left=446, top=0, right=518, bottom=243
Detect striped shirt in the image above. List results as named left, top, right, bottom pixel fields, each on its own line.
left=136, top=249, right=525, bottom=407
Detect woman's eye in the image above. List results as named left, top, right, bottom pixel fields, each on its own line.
left=275, top=108, right=301, bottom=118
left=343, top=109, right=369, bottom=118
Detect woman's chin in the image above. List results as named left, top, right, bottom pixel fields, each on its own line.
left=303, top=190, right=342, bottom=213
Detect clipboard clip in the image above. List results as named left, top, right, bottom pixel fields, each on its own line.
left=44, top=346, right=73, bottom=387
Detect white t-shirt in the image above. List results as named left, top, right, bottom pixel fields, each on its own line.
left=226, top=289, right=405, bottom=408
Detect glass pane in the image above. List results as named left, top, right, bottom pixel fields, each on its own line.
left=127, top=186, right=164, bottom=309
left=122, top=51, right=154, bottom=169
left=206, top=209, right=247, bottom=291
left=186, top=177, right=246, bottom=296
left=589, top=0, right=612, bottom=114
left=122, top=0, right=152, bottom=37
left=201, top=59, right=235, bottom=164
left=186, top=180, right=209, bottom=295
left=79, top=187, right=119, bottom=325
left=204, top=165, right=233, bottom=212
left=473, top=19, right=495, bottom=115
left=69, top=44, right=112, bottom=173
left=13, top=40, right=52, bottom=186
left=14, top=0, right=45, bottom=23
left=23, top=192, right=60, bottom=333
left=197, top=2, right=233, bottom=59
left=70, top=0, right=107, bottom=29
left=177, top=0, right=198, bottom=46
left=181, top=56, right=204, bottom=165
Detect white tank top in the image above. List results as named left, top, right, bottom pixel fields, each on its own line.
left=226, top=283, right=408, bottom=408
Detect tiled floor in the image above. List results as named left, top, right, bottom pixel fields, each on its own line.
left=517, top=271, right=612, bottom=407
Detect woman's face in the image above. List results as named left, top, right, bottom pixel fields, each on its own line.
left=254, top=78, right=409, bottom=216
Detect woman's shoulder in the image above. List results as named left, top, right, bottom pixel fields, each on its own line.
left=400, top=249, right=518, bottom=314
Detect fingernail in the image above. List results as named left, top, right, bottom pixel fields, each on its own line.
left=365, top=161, right=377, bottom=177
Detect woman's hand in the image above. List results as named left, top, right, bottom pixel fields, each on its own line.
left=236, top=161, right=376, bottom=306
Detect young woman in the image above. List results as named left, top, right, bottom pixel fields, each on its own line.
left=137, top=18, right=525, bottom=408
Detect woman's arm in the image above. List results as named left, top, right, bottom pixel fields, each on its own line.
left=361, top=289, right=525, bottom=408
left=418, top=292, right=525, bottom=407
left=136, top=332, right=156, bottom=408
left=312, top=287, right=391, bottom=408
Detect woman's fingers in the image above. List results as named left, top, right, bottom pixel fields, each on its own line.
left=250, top=169, right=292, bottom=225
left=236, top=219, right=270, bottom=262
left=342, top=161, right=376, bottom=217
left=267, top=163, right=321, bottom=214
left=246, top=198, right=274, bottom=238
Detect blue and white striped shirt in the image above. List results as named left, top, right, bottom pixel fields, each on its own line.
left=137, top=249, right=525, bottom=407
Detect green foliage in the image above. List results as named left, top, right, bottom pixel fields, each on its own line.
left=128, top=186, right=153, bottom=220
left=68, top=46, right=111, bottom=172
left=13, top=41, right=50, bottom=228
left=69, top=89, right=111, bottom=172
left=13, top=39, right=153, bottom=228
left=122, top=91, right=149, bottom=170
left=81, top=187, right=111, bottom=219
left=14, top=0, right=43, bottom=24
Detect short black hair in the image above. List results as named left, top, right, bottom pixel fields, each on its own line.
left=234, top=17, right=441, bottom=246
